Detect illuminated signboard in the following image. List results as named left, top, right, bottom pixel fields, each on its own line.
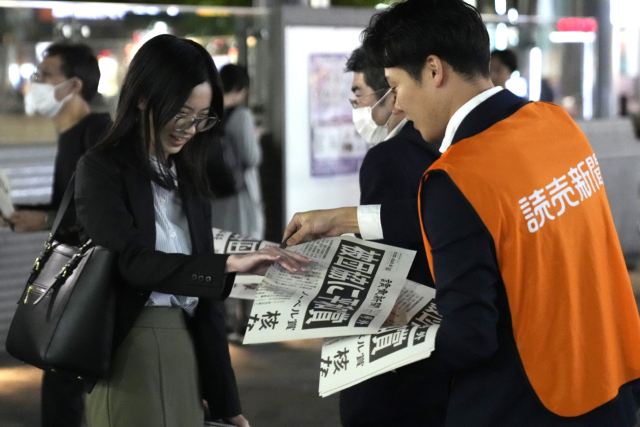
left=557, top=18, right=598, bottom=33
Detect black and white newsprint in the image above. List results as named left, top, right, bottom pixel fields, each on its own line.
left=212, top=228, right=278, bottom=300
left=318, top=280, right=441, bottom=397
left=0, top=167, right=14, bottom=219
left=242, top=236, right=416, bottom=344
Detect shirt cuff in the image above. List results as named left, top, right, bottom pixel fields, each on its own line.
left=357, top=205, right=384, bottom=240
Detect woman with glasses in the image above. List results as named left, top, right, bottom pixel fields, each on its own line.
left=75, top=34, right=308, bottom=427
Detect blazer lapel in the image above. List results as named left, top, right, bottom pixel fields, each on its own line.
left=123, top=166, right=156, bottom=250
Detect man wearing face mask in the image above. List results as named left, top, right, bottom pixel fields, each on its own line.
left=0, top=43, right=111, bottom=427
left=339, top=47, right=448, bottom=427
left=1, top=44, right=111, bottom=244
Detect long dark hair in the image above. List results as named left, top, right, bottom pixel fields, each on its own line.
left=96, top=34, right=223, bottom=196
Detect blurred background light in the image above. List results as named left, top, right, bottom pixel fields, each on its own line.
left=19, top=63, right=35, bottom=80
left=529, top=47, right=542, bottom=101
left=495, top=23, right=508, bottom=50
left=167, top=6, right=179, bottom=17
left=611, top=0, right=640, bottom=27
left=505, top=71, right=528, bottom=98
left=35, top=42, right=51, bottom=63
left=61, top=24, right=72, bottom=38
left=52, top=3, right=127, bottom=20
left=97, top=55, right=119, bottom=97
left=8, top=64, right=20, bottom=88
left=549, top=31, right=596, bottom=43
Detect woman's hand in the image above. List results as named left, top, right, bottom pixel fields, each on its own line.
left=226, top=414, right=250, bottom=427
left=225, top=245, right=311, bottom=276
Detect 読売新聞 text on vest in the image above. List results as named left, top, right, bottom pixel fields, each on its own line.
left=519, top=154, right=603, bottom=233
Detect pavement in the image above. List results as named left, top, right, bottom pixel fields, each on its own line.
left=2, top=273, right=640, bottom=427
left=0, top=338, right=340, bottom=427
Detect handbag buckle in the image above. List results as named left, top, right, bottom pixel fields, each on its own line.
left=23, top=286, right=33, bottom=304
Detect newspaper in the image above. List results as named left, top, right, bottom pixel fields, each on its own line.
left=383, top=279, right=441, bottom=327
left=0, top=167, right=14, bottom=218
left=243, top=236, right=416, bottom=344
left=228, top=275, right=262, bottom=300
left=318, top=280, right=441, bottom=397
left=211, top=228, right=278, bottom=300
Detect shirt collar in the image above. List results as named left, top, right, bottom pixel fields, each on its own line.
left=383, top=117, right=408, bottom=141
left=440, top=86, right=503, bottom=153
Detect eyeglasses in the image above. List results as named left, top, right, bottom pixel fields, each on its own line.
left=349, top=87, right=390, bottom=109
left=174, top=115, right=219, bottom=132
left=30, top=70, right=62, bottom=83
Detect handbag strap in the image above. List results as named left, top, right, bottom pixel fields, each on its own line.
left=50, top=174, right=76, bottom=238
left=22, top=174, right=90, bottom=295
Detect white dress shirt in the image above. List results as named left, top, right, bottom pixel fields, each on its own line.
left=146, top=158, right=199, bottom=316
left=357, top=87, right=504, bottom=240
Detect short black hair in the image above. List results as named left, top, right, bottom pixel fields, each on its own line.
left=491, top=49, right=518, bottom=73
left=44, top=43, right=100, bottom=102
left=219, top=64, right=249, bottom=94
left=361, top=0, right=490, bottom=82
left=345, top=47, right=389, bottom=98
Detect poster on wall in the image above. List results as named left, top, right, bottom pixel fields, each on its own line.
left=308, top=54, right=369, bottom=177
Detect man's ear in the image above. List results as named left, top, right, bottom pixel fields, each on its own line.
left=54, top=77, right=83, bottom=101
left=69, top=77, right=83, bottom=95
left=423, top=55, right=444, bottom=87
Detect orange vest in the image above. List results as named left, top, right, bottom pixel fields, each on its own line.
left=419, top=102, right=640, bottom=417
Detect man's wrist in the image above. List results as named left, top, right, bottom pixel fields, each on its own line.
left=334, top=207, right=360, bottom=235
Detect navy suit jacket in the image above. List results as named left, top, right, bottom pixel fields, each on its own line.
left=339, top=122, right=449, bottom=427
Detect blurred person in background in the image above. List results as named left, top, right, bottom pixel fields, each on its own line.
left=341, top=46, right=448, bottom=427
left=211, top=64, right=265, bottom=342
left=490, top=49, right=518, bottom=90
left=0, top=44, right=111, bottom=241
left=211, top=64, right=264, bottom=240
left=491, top=49, right=553, bottom=102
left=0, top=43, right=111, bottom=427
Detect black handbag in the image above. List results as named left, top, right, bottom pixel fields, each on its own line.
left=5, top=176, right=116, bottom=380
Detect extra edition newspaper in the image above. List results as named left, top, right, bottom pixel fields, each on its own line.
left=211, top=228, right=277, bottom=300
left=318, top=279, right=441, bottom=397
left=243, top=236, right=416, bottom=344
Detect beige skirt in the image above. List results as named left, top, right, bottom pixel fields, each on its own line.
left=86, top=307, right=204, bottom=427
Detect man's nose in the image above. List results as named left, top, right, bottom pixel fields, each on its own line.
left=392, top=97, right=403, bottom=115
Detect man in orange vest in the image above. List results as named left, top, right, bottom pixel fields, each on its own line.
left=282, top=0, right=640, bottom=425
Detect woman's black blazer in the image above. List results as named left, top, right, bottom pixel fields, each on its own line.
left=75, top=143, right=241, bottom=418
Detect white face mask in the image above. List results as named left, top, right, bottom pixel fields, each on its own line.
left=352, top=89, right=393, bottom=146
left=24, top=81, right=72, bottom=118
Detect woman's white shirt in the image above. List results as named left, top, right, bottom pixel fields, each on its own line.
left=146, top=158, right=199, bottom=316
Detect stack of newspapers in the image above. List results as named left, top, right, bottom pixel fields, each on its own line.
left=214, top=230, right=442, bottom=397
